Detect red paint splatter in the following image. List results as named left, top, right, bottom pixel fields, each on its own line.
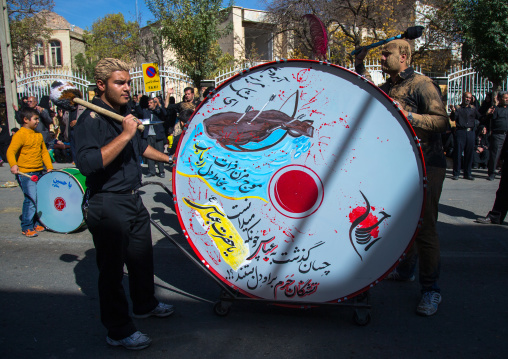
left=348, top=207, right=380, bottom=238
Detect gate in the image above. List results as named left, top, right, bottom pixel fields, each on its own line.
left=129, top=65, right=193, bottom=100
left=447, top=65, right=508, bottom=107
left=17, top=69, right=91, bottom=102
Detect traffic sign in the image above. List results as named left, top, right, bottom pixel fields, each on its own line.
left=142, top=63, right=161, bottom=93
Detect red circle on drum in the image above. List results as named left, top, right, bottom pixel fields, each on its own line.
left=54, top=197, right=66, bottom=211
left=269, top=165, right=324, bottom=219
left=274, top=170, right=319, bottom=213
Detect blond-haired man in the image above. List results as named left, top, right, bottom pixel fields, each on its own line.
left=74, top=58, right=173, bottom=350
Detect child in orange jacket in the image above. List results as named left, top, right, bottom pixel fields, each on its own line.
left=6, top=107, right=53, bottom=237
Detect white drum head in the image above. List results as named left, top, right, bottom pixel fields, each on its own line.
left=172, top=60, right=425, bottom=302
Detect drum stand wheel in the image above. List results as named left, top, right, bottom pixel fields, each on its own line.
left=213, top=300, right=233, bottom=317
left=352, top=291, right=371, bottom=326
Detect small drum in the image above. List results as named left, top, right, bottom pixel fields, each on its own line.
left=173, top=60, right=426, bottom=303
left=37, top=168, right=87, bottom=233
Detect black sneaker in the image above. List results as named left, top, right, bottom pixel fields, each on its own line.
left=157, top=172, right=165, bottom=178
left=451, top=176, right=459, bottom=180
left=106, top=331, right=151, bottom=350
left=145, top=173, right=155, bottom=178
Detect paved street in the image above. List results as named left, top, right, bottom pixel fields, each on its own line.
left=0, top=162, right=507, bottom=358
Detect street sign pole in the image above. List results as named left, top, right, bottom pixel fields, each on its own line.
left=0, top=0, right=18, bottom=129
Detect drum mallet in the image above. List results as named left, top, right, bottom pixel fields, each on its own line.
left=18, top=172, right=39, bottom=182
left=350, top=26, right=425, bottom=56
left=49, top=81, right=144, bottom=131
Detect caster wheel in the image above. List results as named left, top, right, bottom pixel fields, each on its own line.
left=213, top=301, right=231, bottom=317
left=353, top=310, right=371, bottom=326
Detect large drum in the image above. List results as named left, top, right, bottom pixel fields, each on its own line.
left=173, top=60, right=426, bottom=302
left=37, top=168, right=87, bottom=233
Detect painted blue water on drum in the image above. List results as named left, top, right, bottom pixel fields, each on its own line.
left=178, top=123, right=311, bottom=201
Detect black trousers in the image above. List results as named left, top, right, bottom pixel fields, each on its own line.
left=0, top=142, right=8, bottom=162
left=453, top=129, right=475, bottom=177
left=86, top=191, right=158, bottom=340
left=488, top=133, right=506, bottom=176
left=491, top=159, right=508, bottom=222
left=146, top=136, right=165, bottom=175
left=473, top=149, right=489, bottom=167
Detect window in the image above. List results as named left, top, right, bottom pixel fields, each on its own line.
left=50, top=40, right=62, bottom=67
left=34, top=42, right=44, bottom=66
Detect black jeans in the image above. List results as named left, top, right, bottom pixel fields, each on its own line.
left=86, top=191, right=158, bottom=340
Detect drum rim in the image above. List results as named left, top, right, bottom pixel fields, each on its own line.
left=172, top=59, right=427, bottom=302
left=36, top=169, right=85, bottom=234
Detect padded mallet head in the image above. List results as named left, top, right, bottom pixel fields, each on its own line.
left=404, top=26, right=424, bottom=40
left=50, top=81, right=83, bottom=111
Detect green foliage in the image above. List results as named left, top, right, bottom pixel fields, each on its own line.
left=146, top=0, right=233, bottom=88
left=6, top=0, right=54, bottom=72
left=74, top=53, right=96, bottom=81
left=83, top=13, right=140, bottom=64
left=266, top=0, right=413, bottom=65
left=454, top=0, right=508, bottom=91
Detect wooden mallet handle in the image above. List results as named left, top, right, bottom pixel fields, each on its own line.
left=18, top=172, right=38, bottom=182
left=73, top=98, right=145, bottom=131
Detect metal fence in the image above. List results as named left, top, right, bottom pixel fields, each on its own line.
left=214, top=60, right=420, bottom=88
left=214, top=62, right=266, bottom=87
left=16, top=66, right=194, bottom=104
left=129, top=65, right=193, bottom=100
left=447, top=64, right=508, bottom=107
left=15, top=63, right=508, bottom=111
left=17, top=69, right=91, bottom=102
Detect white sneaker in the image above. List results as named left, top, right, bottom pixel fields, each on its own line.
left=132, top=302, right=175, bottom=319
left=416, top=291, right=442, bottom=316
left=106, top=331, right=151, bottom=350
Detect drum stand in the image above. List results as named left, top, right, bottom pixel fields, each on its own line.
left=142, top=182, right=372, bottom=326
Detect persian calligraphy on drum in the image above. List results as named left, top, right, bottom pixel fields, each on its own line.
left=173, top=60, right=425, bottom=302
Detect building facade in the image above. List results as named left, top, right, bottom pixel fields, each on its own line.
left=138, top=6, right=289, bottom=69
left=25, top=11, right=85, bottom=73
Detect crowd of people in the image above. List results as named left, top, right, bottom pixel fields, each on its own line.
left=447, top=91, right=507, bottom=181
left=0, top=46, right=506, bottom=351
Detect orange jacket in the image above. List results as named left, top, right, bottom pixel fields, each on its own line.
left=6, top=127, right=53, bottom=173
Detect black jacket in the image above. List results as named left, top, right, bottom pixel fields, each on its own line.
left=74, top=97, right=148, bottom=194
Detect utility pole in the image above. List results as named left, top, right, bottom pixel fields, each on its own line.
left=0, top=0, right=18, bottom=129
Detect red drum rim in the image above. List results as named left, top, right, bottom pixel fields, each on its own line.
left=172, top=59, right=426, bottom=302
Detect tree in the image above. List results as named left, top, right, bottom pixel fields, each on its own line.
left=454, top=0, right=508, bottom=96
left=266, top=0, right=413, bottom=66
left=74, top=53, right=96, bottom=81
left=83, top=13, right=140, bottom=65
left=145, top=0, right=233, bottom=88
left=411, top=0, right=461, bottom=74
left=5, top=0, right=54, bottom=73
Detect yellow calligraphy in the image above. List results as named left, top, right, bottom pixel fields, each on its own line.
left=183, top=197, right=250, bottom=271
